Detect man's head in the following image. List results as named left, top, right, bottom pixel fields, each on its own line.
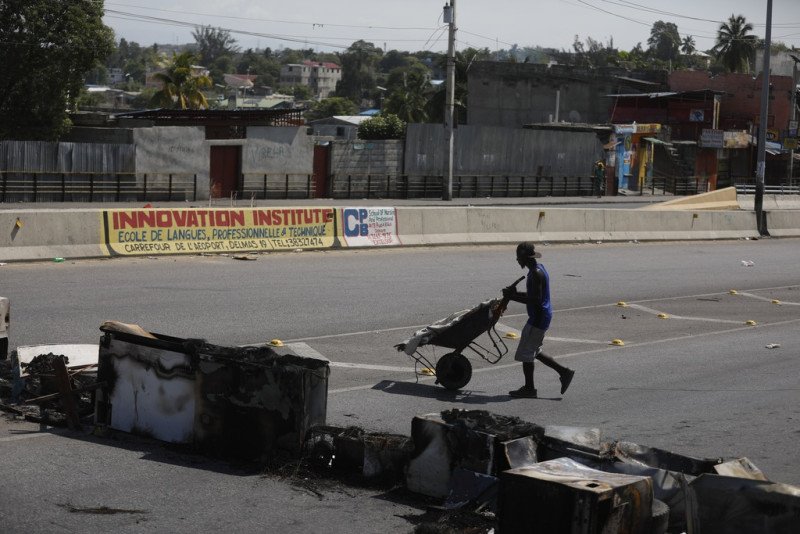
left=516, top=241, right=541, bottom=268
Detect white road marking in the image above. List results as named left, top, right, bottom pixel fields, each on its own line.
left=627, top=303, right=744, bottom=325
left=736, top=292, right=800, bottom=306
left=286, top=342, right=418, bottom=373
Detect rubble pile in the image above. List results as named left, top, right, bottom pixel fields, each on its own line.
left=3, top=322, right=799, bottom=533
left=0, top=351, right=97, bottom=426
left=286, top=409, right=800, bottom=534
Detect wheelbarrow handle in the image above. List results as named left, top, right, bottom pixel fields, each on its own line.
left=492, top=275, right=526, bottom=320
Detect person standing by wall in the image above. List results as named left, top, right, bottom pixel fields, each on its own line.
left=503, top=242, right=575, bottom=398
left=593, top=159, right=606, bottom=198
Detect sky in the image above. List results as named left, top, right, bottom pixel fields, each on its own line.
left=103, top=0, right=800, bottom=54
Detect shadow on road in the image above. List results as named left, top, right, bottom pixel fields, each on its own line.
left=371, top=380, right=562, bottom=403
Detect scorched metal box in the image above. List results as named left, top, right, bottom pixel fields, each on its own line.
left=499, top=457, right=653, bottom=533
left=95, top=326, right=329, bottom=459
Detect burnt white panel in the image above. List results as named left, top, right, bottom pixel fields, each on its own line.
left=107, top=341, right=195, bottom=444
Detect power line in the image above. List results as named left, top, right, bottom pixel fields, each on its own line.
left=105, top=1, right=439, bottom=31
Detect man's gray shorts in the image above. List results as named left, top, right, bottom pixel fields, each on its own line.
left=514, top=323, right=546, bottom=362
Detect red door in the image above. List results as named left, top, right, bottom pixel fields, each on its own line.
left=210, top=146, right=241, bottom=198
left=312, top=144, right=331, bottom=198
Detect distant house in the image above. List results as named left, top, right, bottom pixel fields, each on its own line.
left=306, top=115, right=371, bottom=139
left=223, top=73, right=257, bottom=92
left=279, top=61, right=342, bottom=99
left=108, top=68, right=126, bottom=85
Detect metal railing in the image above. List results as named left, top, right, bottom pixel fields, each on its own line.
left=329, top=174, right=595, bottom=199
left=733, top=182, right=800, bottom=195
left=0, top=171, right=198, bottom=202
left=240, top=173, right=314, bottom=200
left=650, top=176, right=710, bottom=196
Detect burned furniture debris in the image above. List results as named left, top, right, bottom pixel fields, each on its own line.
left=305, top=425, right=413, bottom=481
left=400, top=409, right=800, bottom=534
left=499, top=458, right=654, bottom=533
left=95, top=322, right=329, bottom=460
left=6, top=345, right=103, bottom=427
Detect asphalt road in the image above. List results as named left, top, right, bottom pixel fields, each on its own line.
left=2, top=238, right=800, bottom=532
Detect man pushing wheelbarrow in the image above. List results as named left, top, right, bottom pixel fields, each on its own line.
left=504, top=242, right=575, bottom=398
left=396, top=241, right=575, bottom=397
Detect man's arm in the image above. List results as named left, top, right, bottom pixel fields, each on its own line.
left=502, top=269, right=544, bottom=305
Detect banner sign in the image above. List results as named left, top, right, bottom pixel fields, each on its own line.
left=102, top=207, right=336, bottom=255
left=700, top=129, right=724, bottom=149
left=340, top=207, right=400, bottom=247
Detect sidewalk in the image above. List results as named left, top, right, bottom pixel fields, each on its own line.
left=0, top=193, right=664, bottom=210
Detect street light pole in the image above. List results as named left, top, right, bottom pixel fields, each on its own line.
left=754, top=0, right=772, bottom=236
left=443, top=0, right=456, bottom=201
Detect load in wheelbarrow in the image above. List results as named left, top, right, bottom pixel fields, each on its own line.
left=395, top=276, right=524, bottom=390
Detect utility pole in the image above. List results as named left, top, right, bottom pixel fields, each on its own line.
left=755, top=0, right=772, bottom=236
left=443, top=0, right=456, bottom=201
left=789, top=55, right=799, bottom=188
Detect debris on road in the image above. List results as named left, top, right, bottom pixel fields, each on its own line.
left=3, top=323, right=798, bottom=534
left=94, top=321, right=330, bottom=460
left=1, top=344, right=102, bottom=427
left=766, top=343, right=781, bottom=349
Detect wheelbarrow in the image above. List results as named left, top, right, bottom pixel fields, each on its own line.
left=395, top=276, right=525, bottom=390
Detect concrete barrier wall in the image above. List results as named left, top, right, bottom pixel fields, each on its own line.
left=396, top=207, right=760, bottom=245
left=0, top=205, right=775, bottom=262
left=0, top=209, right=106, bottom=261
left=766, top=210, right=800, bottom=237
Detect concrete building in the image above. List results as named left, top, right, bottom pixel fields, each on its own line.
left=466, top=62, right=666, bottom=128
left=280, top=61, right=342, bottom=99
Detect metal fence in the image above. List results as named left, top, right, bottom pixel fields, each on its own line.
left=240, top=173, right=315, bottom=200
left=650, top=176, right=710, bottom=196
left=733, top=179, right=800, bottom=195
left=330, top=174, right=596, bottom=199
left=0, top=171, right=197, bottom=202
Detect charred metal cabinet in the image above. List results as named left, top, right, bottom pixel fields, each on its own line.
left=95, top=327, right=329, bottom=459
left=499, top=458, right=653, bottom=533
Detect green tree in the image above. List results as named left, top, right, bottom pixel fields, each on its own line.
left=383, top=64, right=431, bottom=123
left=379, top=50, right=414, bottom=73
left=681, top=35, right=696, bottom=56
left=192, top=26, right=239, bottom=83
left=336, top=40, right=383, bottom=104
left=304, top=97, right=358, bottom=121
left=0, top=0, right=114, bottom=140
left=713, top=14, right=757, bottom=73
left=192, top=26, right=240, bottom=67
left=647, top=21, right=681, bottom=62
left=357, top=114, right=406, bottom=140
left=289, top=85, right=313, bottom=101
left=149, top=52, right=213, bottom=109
left=237, top=49, right=281, bottom=88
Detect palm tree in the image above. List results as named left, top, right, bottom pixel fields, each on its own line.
left=681, top=35, right=696, bottom=56
left=150, top=52, right=212, bottom=109
left=384, top=69, right=431, bottom=123
left=713, top=14, right=757, bottom=73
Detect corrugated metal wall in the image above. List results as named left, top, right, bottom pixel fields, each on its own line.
left=0, top=140, right=135, bottom=173
left=0, top=141, right=135, bottom=201
left=404, top=124, right=604, bottom=178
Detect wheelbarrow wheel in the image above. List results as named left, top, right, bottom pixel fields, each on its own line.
left=435, top=352, right=472, bottom=390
